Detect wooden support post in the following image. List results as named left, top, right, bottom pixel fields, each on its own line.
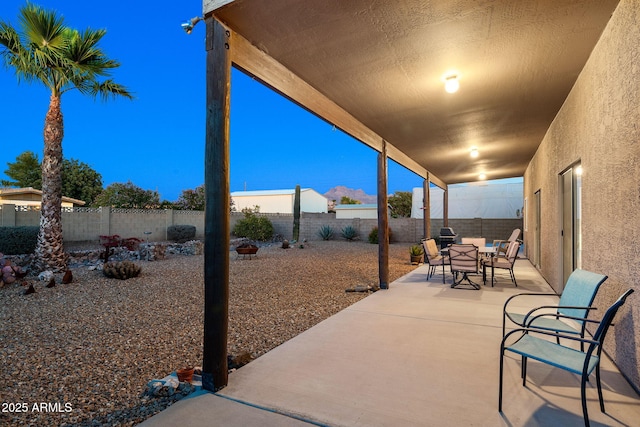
left=377, top=140, right=389, bottom=289
left=423, top=175, right=431, bottom=239
left=202, top=17, right=231, bottom=392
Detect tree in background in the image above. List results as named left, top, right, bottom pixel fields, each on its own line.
left=0, top=4, right=132, bottom=271
left=388, top=191, right=412, bottom=218
left=175, top=184, right=236, bottom=211
left=93, top=181, right=159, bottom=209
left=61, top=159, right=103, bottom=206
left=175, top=184, right=205, bottom=210
left=1, top=151, right=42, bottom=188
left=2, top=151, right=103, bottom=206
left=340, top=195, right=361, bottom=205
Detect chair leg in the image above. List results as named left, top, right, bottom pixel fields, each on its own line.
left=581, top=373, right=591, bottom=427
left=499, top=346, right=505, bottom=412
left=522, top=357, right=527, bottom=385
left=441, top=263, right=445, bottom=284
left=596, top=363, right=605, bottom=413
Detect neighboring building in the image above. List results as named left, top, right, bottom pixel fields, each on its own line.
left=411, top=181, right=524, bottom=219
left=334, top=203, right=377, bottom=219
left=0, top=187, right=85, bottom=208
left=230, top=188, right=328, bottom=214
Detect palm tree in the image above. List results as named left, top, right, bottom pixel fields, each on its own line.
left=0, top=4, right=132, bottom=271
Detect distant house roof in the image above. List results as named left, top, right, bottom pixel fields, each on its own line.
left=0, top=187, right=86, bottom=207
left=334, top=204, right=377, bottom=210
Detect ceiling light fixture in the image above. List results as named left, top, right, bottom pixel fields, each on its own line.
left=444, top=74, right=459, bottom=93
left=181, top=16, right=203, bottom=34
left=479, top=173, right=486, bottom=180
left=470, top=147, right=479, bottom=158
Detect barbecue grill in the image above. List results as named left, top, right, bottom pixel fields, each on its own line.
left=439, top=227, right=458, bottom=249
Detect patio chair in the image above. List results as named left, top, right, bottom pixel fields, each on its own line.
left=482, top=240, right=520, bottom=287
left=462, top=237, right=486, bottom=269
left=422, top=238, right=448, bottom=283
left=493, top=228, right=521, bottom=258
left=448, top=243, right=480, bottom=290
left=502, top=269, right=608, bottom=351
left=499, top=289, right=634, bottom=427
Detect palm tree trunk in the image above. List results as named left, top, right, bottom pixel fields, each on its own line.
left=34, top=94, right=68, bottom=272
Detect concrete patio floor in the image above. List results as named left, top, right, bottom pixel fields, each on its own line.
left=139, top=259, right=640, bottom=426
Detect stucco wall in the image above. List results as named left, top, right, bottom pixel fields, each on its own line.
left=524, top=0, right=639, bottom=389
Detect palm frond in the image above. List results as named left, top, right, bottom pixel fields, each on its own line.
left=3, top=3, right=132, bottom=101
left=19, top=3, right=67, bottom=54
left=95, top=79, right=134, bottom=101
left=65, top=27, right=120, bottom=77
left=0, top=22, right=23, bottom=53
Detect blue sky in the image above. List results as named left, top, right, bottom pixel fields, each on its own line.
left=1, top=1, right=512, bottom=203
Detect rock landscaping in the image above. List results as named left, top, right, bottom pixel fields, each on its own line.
left=0, top=240, right=417, bottom=426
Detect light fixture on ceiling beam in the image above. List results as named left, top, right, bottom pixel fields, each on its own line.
left=181, top=16, right=203, bottom=34
left=470, top=147, right=479, bottom=158
left=443, top=74, right=459, bottom=93
left=479, top=173, right=486, bottom=180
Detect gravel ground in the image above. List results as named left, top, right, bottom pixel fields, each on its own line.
left=0, top=240, right=418, bottom=426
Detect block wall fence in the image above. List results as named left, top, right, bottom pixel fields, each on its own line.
left=0, top=204, right=522, bottom=245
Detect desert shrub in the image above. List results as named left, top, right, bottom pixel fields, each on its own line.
left=368, top=226, right=393, bottom=244
left=0, top=226, right=39, bottom=255
left=121, top=237, right=142, bottom=251
left=232, top=208, right=274, bottom=241
left=167, top=225, right=196, bottom=243
left=317, top=225, right=334, bottom=241
left=341, top=225, right=359, bottom=241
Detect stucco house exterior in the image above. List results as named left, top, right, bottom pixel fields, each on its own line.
left=0, top=187, right=85, bottom=208
left=230, top=188, right=327, bottom=214
left=199, top=0, right=639, bottom=396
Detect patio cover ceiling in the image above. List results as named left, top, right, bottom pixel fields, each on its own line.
left=205, top=0, right=619, bottom=186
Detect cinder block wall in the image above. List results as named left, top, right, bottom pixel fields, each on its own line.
left=524, top=0, right=639, bottom=390
left=5, top=205, right=522, bottom=246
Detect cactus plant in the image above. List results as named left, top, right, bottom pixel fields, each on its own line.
left=293, top=184, right=301, bottom=242
left=103, top=261, right=141, bottom=280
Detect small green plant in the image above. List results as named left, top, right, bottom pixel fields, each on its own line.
left=232, top=206, right=274, bottom=241
left=368, top=226, right=393, bottom=244
left=317, top=225, right=334, bottom=240
left=341, top=225, right=359, bottom=241
left=410, top=245, right=424, bottom=256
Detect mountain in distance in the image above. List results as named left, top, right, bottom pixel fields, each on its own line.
left=323, top=186, right=377, bottom=204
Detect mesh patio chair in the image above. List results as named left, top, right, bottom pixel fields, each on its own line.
left=422, top=238, right=448, bottom=283
left=482, top=240, right=520, bottom=287
left=492, top=228, right=521, bottom=258
left=502, top=269, right=608, bottom=351
left=448, top=243, right=480, bottom=290
left=499, top=289, right=634, bottom=427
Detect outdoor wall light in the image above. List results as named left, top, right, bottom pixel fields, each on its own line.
left=181, top=16, right=203, bottom=34
left=444, top=74, right=459, bottom=93
left=470, top=147, right=479, bottom=158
